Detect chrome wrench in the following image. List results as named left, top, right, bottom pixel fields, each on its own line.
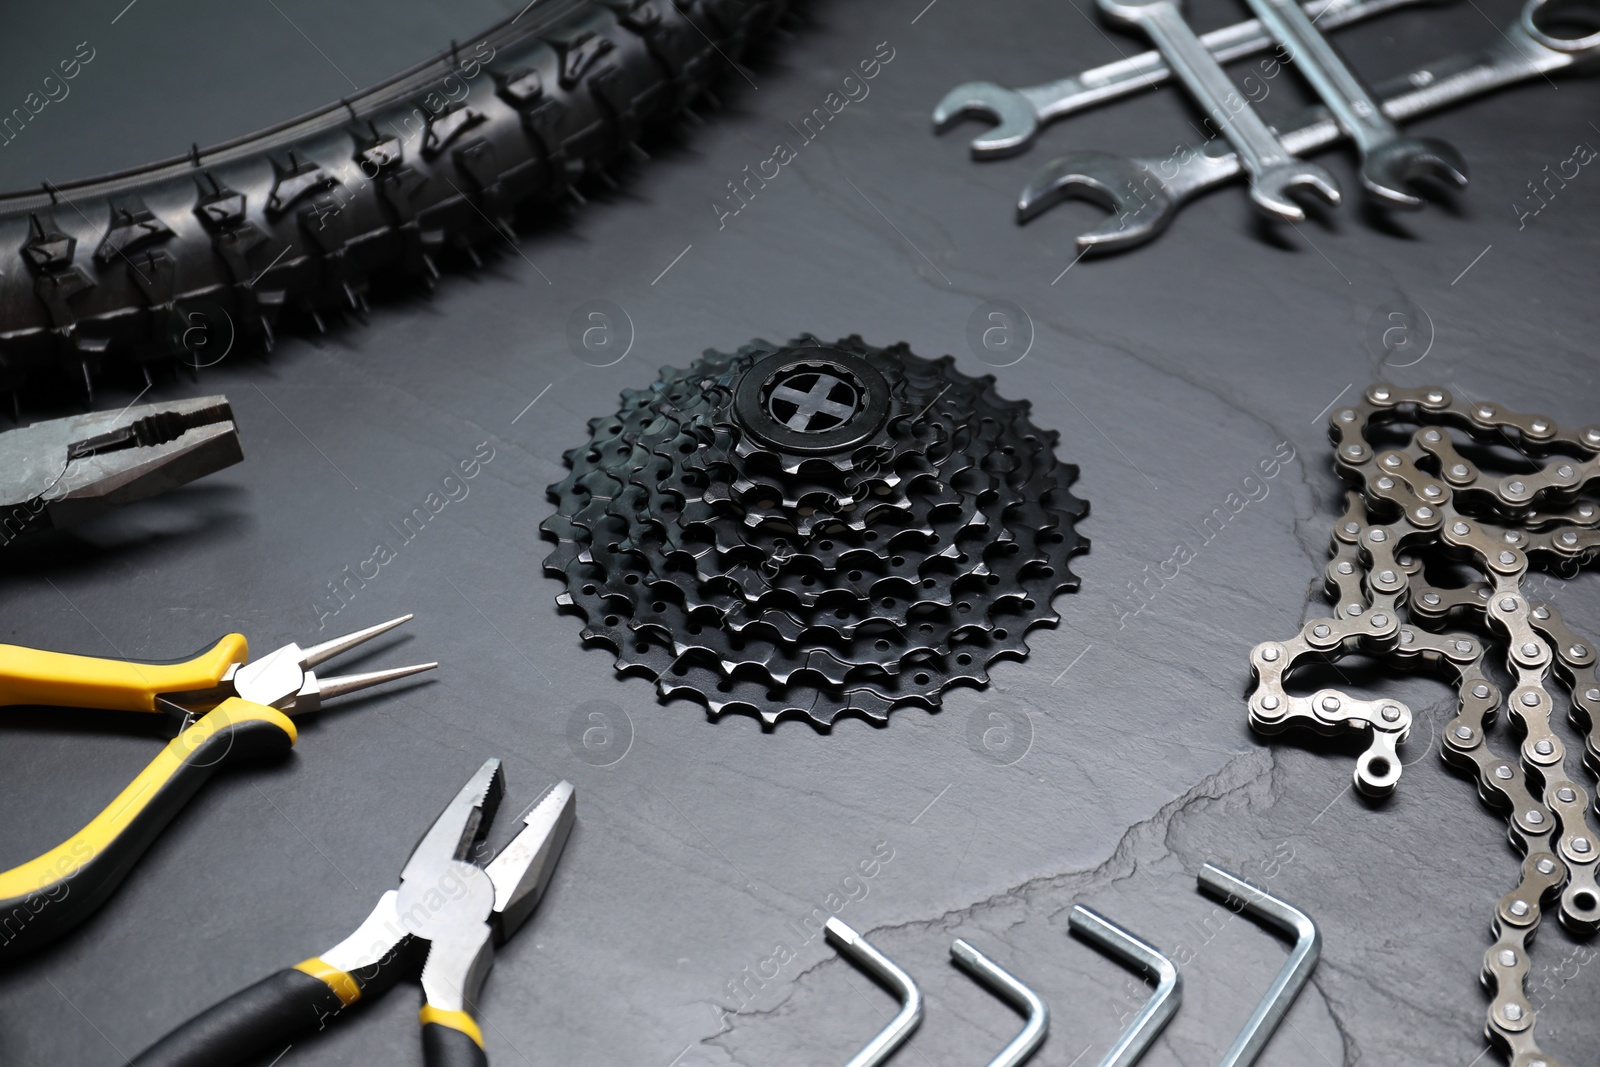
left=1242, top=0, right=1469, bottom=205
left=934, top=0, right=1422, bottom=159
left=1018, top=0, right=1600, bottom=251
left=1095, top=0, right=1342, bottom=220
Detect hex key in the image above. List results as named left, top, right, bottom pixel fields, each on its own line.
left=1197, top=864, right=1321, bottom=1067
left=951, top=939, right=1049, bottom=1066
left=825, top=918, right=924, bottom=1067
left=1069, top=906, right=1182, bottom=1067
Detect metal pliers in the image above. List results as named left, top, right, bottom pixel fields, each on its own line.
left=131, top=759, right=576, bottom=1067
left=0, top=395, right=241, bottom=541
left=0, top=615, right=434, bottom=956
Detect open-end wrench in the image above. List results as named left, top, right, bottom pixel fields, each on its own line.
left=934, top=0, right=1422, bottom=159
left=1243, top=0, right=1469, bottom=205
left=1096, top=0, right=1342, bottom=220
left=1018, top=0, right=1600, bottom=252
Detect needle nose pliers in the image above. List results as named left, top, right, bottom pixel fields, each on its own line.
left=131, top=759, right=576, bottom=1067
left=0, top=615, right=434, bottom=956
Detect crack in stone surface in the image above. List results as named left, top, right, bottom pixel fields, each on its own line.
left=1309, top=969, right=1364, bottom=1066
left=703, top=749, right=1276, bottom=1063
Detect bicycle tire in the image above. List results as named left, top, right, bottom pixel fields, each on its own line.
left=0, top=0, right=791, bottom=402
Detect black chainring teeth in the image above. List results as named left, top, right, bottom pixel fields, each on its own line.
left=542, top=335, right=1090, bottom=728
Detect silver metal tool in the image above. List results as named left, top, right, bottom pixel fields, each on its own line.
left=1095, top=0, right=1341, bottom=220
left=1249, top=384, right=1600, bottom=1065
left=1069, top=906, right=1181, bottom=1067
left=169, top=613, right=439, bottom=717
left=825, top=918, right=924, bottom=1067
left=1198, top=865, right=1320, bottom=1067
left=934, top=0, right=1420, bottom=159
left=131, top=761, right=575, bottom=1067
left=1019, top=0, right=1600, bottom=250
left=951, top=939, right=1049, bottom=1067
left=1241, top=0, right=1467, bottom=206
left=0, top=613, right=436, bottom=959
left=0, top=394, right=241, bottom=541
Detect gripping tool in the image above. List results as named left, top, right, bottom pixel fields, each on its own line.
left=0, top=395, right=241, bottom=543
left=0, top=614, right=434, bottom=956
left=130, top=759, right=576, bottom=1067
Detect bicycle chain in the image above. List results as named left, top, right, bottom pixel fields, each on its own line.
left=1247, top=384, right=1600, bottom=1067
left=543, top=335, right=1088, bottom=727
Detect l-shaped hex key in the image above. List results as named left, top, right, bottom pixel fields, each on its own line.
left=1197, top=864, right=1321, bottom=1067
left=1069, top=906, right=1182, bottom=1067
left=951, top=939, right=1049, bottom=1066
left=826, top=918, right=924, bottom=1067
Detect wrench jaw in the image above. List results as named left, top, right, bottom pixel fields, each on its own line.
left=1017, top=151, right=1178, bottom=253
left=1248, top=161, right=1343, bottom=221
left=932, top=82, right=1040, bottom=159
left=1360, top=136, right=1470, bottom=209
left=1003, top=0, right=1600, bottom=251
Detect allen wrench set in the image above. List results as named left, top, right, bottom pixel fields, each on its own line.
left=808, top=866, right=1318, bottom=1067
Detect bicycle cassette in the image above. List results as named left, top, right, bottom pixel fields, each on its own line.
left=542, top=335, right=1089, bottom=728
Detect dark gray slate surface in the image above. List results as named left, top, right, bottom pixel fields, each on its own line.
left=1, top=0, right=1597, bottom=1065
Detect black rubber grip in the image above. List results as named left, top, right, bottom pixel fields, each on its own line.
left=423, top=1021, right=489, bottom=1067
left=130, top=967, right=346, bottom=1067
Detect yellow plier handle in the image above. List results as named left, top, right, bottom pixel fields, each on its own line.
left=0, top=633, right=248, bottom=713
left=0, top=617, right=432, bottom=958
left=0, top=696, right=297, bottom=957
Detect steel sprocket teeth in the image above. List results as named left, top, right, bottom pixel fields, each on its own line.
left=543, top=335, right=1089, bottom=728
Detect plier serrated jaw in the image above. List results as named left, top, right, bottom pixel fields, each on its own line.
left=486, top=779, right=577, bottom=936
left=0, top=395, right=242, bottom=539
left=401, top=761, right=577, bottom=1030
left=402, top=757, right=508, bottom=885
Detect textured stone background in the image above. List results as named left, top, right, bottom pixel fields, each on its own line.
left=1, top=0, right=1597, bottom=1064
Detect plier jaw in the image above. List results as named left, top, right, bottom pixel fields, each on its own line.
left=226, top=614, right=437, bottom=715
left=0, top=395, right=241, bottom=539
left=153, top=615, right=437, bottom=722
left=485, top=778, right=577, bottom=937
left=400, top=761, right=578, bottom=1047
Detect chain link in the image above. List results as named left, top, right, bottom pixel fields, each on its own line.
left=1248, top=384, right=1600, bottom=1067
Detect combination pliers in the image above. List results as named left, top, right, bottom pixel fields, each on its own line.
left=131, top=759, right=576, bottom=1067
left=0, top=395, right=241, bottom=542
left=0, top=615, right=434, bottom=956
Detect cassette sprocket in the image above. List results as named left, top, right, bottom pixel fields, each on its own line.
left=543, top=335, right=1089, bottom=728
